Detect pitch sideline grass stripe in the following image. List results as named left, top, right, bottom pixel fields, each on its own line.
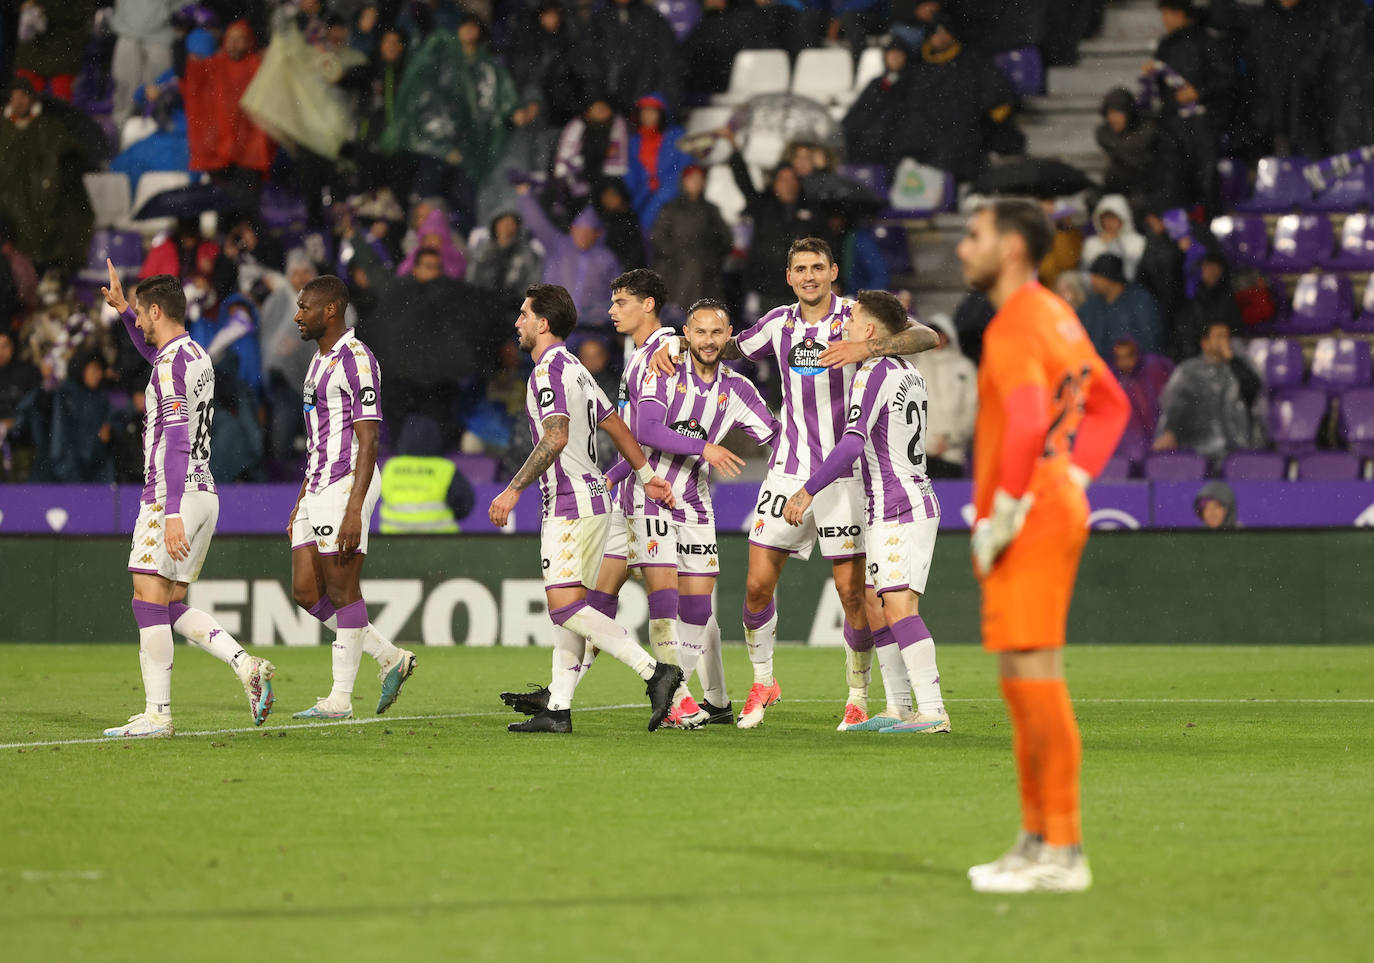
left=4, top=696, right=1370, bottom=751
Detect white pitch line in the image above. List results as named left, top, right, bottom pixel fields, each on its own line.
left=3, top=697, right=1370, bottom=751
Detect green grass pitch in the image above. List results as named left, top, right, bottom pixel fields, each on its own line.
left=2, top=643, right=1371, bottom=962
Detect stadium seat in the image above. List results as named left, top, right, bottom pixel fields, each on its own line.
left=260, top=181, right=309, bottom=234
left=1210, top=214, right=1268, bottom=269
left=1217, top=158, right=1248, bottom=211
left=1349, top=275, right=1374, bottom=333
left=83, top=172, right=133, bottom=229
left=716, top=49, right=790, bottom=105
left=77, top=228, right=143, bottom=282
left=1306, top=164, right=1373, bottom=212
left=1321, top=213, right=1374, bottom=270
left=1246, top=337, right=1305, bottom=388
left=452, top=453, right=499, bottom=484
left=1338, top=387, right=1374, bottom=456
left=1276, top=272, right=1352, bottom=335
left=1222, top=450, right=1286, bottom=481
left=837, top=163, right=889, bottom=198
left=1237, top=157, right=1311, bottom=213
left=119, top=115, right=157, bottom=152
left=1309, top=337, right=1372, bottom=394
left=1268, top=386, right=1329, bottom=455
left=1098, top=455, right=1135, bottom=481
left=993, top=47, right=1044, bottom=96
left=852, top=46, right=885, bottom=95
left=704, top=162, right=748, bottom=225
left=1296, top=450, right=1361, bottom=480
left=1143, top=450, right=1207, bottom=481
left=790, top=48, right=854, bottom=103
left=1267, top=214, right=1333, bottom=272
left=121, top=169, right=192, bottom=237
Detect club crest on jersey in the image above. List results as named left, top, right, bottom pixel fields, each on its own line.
left=788, top=337, right=827, bottom=376
left=718, top=392, right=728, bottom=409
left=670, top=418, right=708, bottom=440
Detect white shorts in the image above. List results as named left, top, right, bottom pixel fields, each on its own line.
left=749, top=470, right=866, bottom=562
left=540, top=513, right=611, bottom=589
left=867, top=516, right=939, bottom=597
left=602, top=508, right=628, bottom=561
left=127, top=491, right=219, bottom=584
left=625, top=513, right=720, bottom=576
left=290, top=472, right=382, bottom=556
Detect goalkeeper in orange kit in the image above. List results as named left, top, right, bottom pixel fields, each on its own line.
left=955, top=199, right=1130, bottom=893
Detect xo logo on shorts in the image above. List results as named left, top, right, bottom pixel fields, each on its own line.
left=538, top=387, right=556, bottom=408
left=312, top=525, right=334, bottom=536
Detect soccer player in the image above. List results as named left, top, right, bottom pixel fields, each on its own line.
left=288, top=276, right=412, bottom=720
left=955, top=199, right=1129, bottom=893
left=651, top=238, right=938, bottom=729
left=100, top=261, right=275, bottom=738
left=490, top=283, right=684, bottom=733
left=606, top=298, right=780, bottom=725
left=782, top=290, right=949, bottom=734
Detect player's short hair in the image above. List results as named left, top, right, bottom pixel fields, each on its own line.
left=787, top=236, right=834, bottom=268
left=303, top=274, right=350, bottom=316
left=610, top=269, right=667, bottom=314
left=526, top=283, right=578, bottom=338
left=685, top=298, right=729, bottom=326
left=854, top=290, right=909, bottom=336
left=981, top=198, right=1054, bottom=266
left=133, top=274, right=186, bottom=323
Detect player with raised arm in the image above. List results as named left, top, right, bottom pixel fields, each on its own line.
left=287, top=276, right=410, bottom=720
left=490, top=283, right=684, bottom=734
left=650, top=238, right=939, bottom=729
left=100, top=261, right=275, bottom=738
left=783, top=290, right=950, bottom=733
left=956, top=199, right=1129, bottom=893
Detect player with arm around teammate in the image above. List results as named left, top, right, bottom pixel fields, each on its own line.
left=101, top=262, right=276, bottom=738
left=490, top=283, right=685, bottom=733
left=784, top=290, right=950, bottom=734
left=956, top=199, right=1130, bottom=893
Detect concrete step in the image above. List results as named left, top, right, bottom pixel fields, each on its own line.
left=1022, top=118, right=1100, bottom=158
left=1099, top=1, right=1163, bottom=42
left=1024, top=93, right=1104, bottom=115
left=1079, top=36, right=1156, bottom=58
left=1047, top=62, right=1140, bottom=99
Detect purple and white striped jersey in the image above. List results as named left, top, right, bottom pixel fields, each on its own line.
left=626, top=364, right=780, bottom=523
left=613, top=326, right=676, bottom=502
left=141, top=333, right=216, bottom=513
left=735, top=293, right=857, bottom=478
left=302, top=335, right=382, bottom=495
left=527, top=343, right=615, bottom=519
left=845, top=357, right=940, bottom=525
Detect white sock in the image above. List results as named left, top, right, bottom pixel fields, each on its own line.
left=322, top=611, right=399, bottom=667
left=649, top=617, right=680, bottom=667
left=845, top=645, right=872, bottom=708
left=328, top=627, right=366, bottom=705
left=561, top=606, right=655, bottom=680
left=172, top=606, right=248, bottom=676
left=875, top=641, right=912, bottom=714
left=574, top=645, right=598, bottom=691
left=744, top=608, right=777, bottom=685
left=900, top=637, right=945, bottom=716
left=138, top=625, right=174, bottom=717
left=677, top=618, right=709, bottom=682
left=698, top=616, right=728, bottom=707
left=548, top=627, right=585, bottom=711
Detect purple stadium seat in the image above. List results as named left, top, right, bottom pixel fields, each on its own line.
left=1276, top=272, right=1352, bottom=335
left=1143, top=451, right=1208, bottom=481
left=1268, top=386, right=1329, bottom=455
left=77, top=228, right=144, bottom=284
left=1210, top=214, right=1268, bottom=269
left=452, top=453, right=499, bottom=484
left=1321, top=213, right=1374, bottom=270
left=1338, top=387, right=1374, bottom=457
left=993, top=47, right=1044, bottom=96
left=1238, top=157, right=1311, bottom=213
left=260, top=181, right=308, bottom=234
left=1306, top=164, right=1374, bottom=212
left=1222, top=450, right=1286, bottom=481
left=1348, top=275, right=1374, bottom=333
left=838, top=163, right=889, bottom=198
left=1245, top=337, right=1305, bottom=388
left=1296, top=451, right=1361, bottom=480
left=1309, top=337, right=1372, bottom=393
left=1268, top=214, right=1333, bottom=272
left=1099, top=455, right=1135, bottom=481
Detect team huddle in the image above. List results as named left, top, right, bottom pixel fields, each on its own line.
left=101, top=199, right=1130, bottom=895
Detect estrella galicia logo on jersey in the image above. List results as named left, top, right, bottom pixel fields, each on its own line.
left=788, top=337, right=827, bottom=376
left=359, top=386, right=377, bottom=407
left=537, top=387, right=556, bottom=408
left=302, top=378, right=317, bottom=411
left=670, top=418, right=708, bottom=440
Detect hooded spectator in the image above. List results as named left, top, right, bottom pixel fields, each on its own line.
left=1154, top=320, right=1263, bottom=463
left=1095, top=86, right=1161, bottom=210
left=550, top=94, right=630, bottom=214
left=652, top=164, right=733, bottom=311
left=1111, top=334, right=1174, bottom=462
left=12, top=0, right=96, bottom=101
left=468, top=211, right=544, bottom=305
left=1193, top=480, right=1238, bottom=529
left=396, top=207, right=467, bottom=279
left=1078, top=253, right=1165, bottom=358
left=625, top=94, right=693, bottom=229
left=1170, top=249, right=1242, bottom=360
left=517, top=187, right=622, bottom=326
left=1082, top=194, right=1146, bottom=281
left=1137, top=204, right=1187, bottom=326
left=918, top=312, right=977, bottom=476
left=183, top=21, right=274, bottom=187
left=842, top=40, right=912, bottom=167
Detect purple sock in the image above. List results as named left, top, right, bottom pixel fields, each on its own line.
left=167, top=600, right=190, bottom=624
left=742, top=599, right=775, bottom=630
left=891, top=615, right=932, bottom=650
left=308, top=597, right=336, bottom=624
left=131, top=598, right=169, bottom=628
left=678, top=593, right=712, bottom=627
left=586, top=589, right=619, bottom=619
left=335, top=599, right=369, bottom=630
left=648, top=589, right=679, bottom=622
left=549, top=600, right=587, bottom=626
left=873, top=626, right=896, bottom=648
left=843, top=621, right=874, bottom=652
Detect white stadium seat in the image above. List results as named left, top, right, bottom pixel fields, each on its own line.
left=790, top=48, right=854, bottom=103
left=704, top=162, right=749, bottom=226
left=119, top=170, right=192, bottom=238
left=83, top=172, right=133, bottom=229
left=715, top=49, right=790, bottom=105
